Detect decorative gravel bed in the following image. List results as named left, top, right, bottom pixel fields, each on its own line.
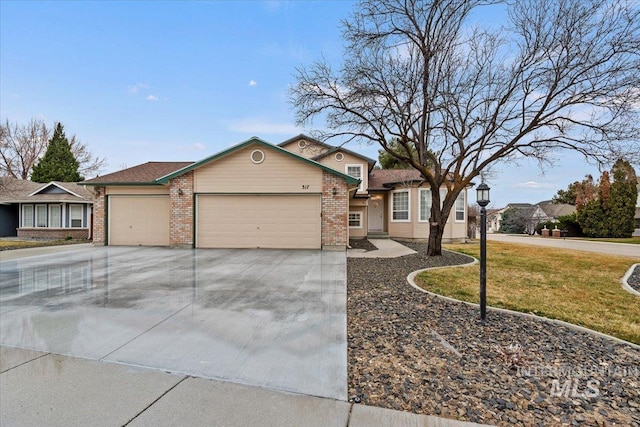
left=347, top=242, right=640, bottom=426
left=349, top=238, right=378, bottom=252
left=628, top=265, right=640, bottom=293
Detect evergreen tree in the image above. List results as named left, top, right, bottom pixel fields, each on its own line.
left=576, top=160, right=637, bottom=238
left=31, top=123, right=82, bottom=182
left=608, top=159, right=637, bottom=238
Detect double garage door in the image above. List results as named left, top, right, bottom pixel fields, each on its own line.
left=196, top=195, right=321, bottom=249
left=108, top=194, right=321, bottom=249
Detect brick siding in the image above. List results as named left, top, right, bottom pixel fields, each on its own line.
left=169, top=171, right=194, bottom=247
left=17, top=228, right=90, bottom=240
left=321, top=171, right=348, bottom=249
left=92, top=186, right=105, bottom=244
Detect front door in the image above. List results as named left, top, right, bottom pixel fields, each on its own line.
left=368, top=194, right=384, bottom=232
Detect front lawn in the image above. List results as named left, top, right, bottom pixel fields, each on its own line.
left=0, top=239, right=90, bottom=251
left=415, top=241, right=640, bottom=344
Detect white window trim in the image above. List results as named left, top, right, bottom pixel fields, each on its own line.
left=390, top=189, right=411, bottom=222
left=418, top=188, right=431, bottom=222
left=22, top=204, right=34, bottom=228
left=455, top=191, right=466, bottom=223
left=345, top=164, right=364, bottom=192
left=48, top=204, right=62, bottom=228
left=69, top=204, right=84, bottom=228
left=35, top=204, right=47, bottom=228
left=348, top=211, right=363, bottom=228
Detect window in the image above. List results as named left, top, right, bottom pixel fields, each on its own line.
left=35, top=205, right=47, bottom=227
left=49, top=205, right=62, bottom=228
left=455, top=192, right=465, bottom=222
left=69, top=205, right=83, bottom=228
left=419, top=189, right=432, bottom=222
left=346, top=164, right=363, bottom=191
left=391, top=190, right=410, bottom=221
left=348, top=211, right=362, bottom=228
left=22, top=205, right=34, bottom=227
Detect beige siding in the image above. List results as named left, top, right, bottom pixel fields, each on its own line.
left=348, top=207, right=367, bottom=238
left=194, top=145, right=322, bottom=193
left=108, top=195, right=170, bottom=246
left=280, top=139, right=329, bottom=159
left=387, top=186, right=467, bottom=241
left=317, top=152, right=369, bottom=193
left=196, top=195, right=321, bottom=249
left=105, top=186, right=169, bottom=195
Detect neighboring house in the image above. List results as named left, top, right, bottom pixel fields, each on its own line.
left=80, top=135, right=469, bottom=250
left=0, top=177, right=93, bottom=239
left=489, top=201, right=576, bottom=234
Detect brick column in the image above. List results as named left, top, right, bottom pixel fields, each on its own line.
left=92, top=186, right=106, bottom=245
left=321, top=171, right=348, bottom=250
left=169, top=171, right=194, bottom=247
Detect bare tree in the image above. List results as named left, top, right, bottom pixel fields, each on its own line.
left=0, top=118, right=106, bottom=179
left=290, top=0, right=640, bottom=256
left=0, top=118, right=49, bottom=179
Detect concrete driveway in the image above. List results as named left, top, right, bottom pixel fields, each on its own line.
left=0, top=246, right=347, bottom=400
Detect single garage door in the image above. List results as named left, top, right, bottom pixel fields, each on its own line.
left=109, top=196, right=170, bottom=246
left=197, top=194, right=321, bottom=249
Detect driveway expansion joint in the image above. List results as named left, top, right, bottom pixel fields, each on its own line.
left=122, top=375, right=189, bottom=426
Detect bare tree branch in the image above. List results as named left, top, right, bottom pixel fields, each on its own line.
left=290, top=0, right=640, bottom=255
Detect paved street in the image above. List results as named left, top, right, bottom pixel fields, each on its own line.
left=487, top=233, right=640, bottom=258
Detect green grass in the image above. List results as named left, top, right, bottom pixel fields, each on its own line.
left=415, top=241, right=640, bottom=344
left=0, top=239, right=90, bottom=251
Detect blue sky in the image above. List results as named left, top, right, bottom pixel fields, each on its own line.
left=0, top=0, right=612, bottom=208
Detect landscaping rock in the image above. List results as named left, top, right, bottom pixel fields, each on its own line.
left=349, top=239, right=378, bottom=252
left=627, top=265, right=640, bottom=293
left=347, top=242, right=640, bottom=426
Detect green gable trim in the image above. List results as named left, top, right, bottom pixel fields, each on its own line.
left=155, top=137, right=361, bottom=186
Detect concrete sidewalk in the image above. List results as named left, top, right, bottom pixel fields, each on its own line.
left=348, top=239, right=417, bottom=258
left=1, top=346, right=491, bottom=427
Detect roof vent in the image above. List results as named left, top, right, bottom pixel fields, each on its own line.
left=335, top=152, right=344, bottom=162
left=297, top=140, right=307, bottom=149
left=250, top=149, right=265, bottom=164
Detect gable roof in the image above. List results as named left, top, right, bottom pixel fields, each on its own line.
left=0, top=177, right=93, bottom=203
left=536, top=200, right=576, bottom=218
left=81, top=162, right=194, bottom=185
left=277, top=134, right=334, bottom=150
left=312, top=146, right=377, bottom=167
left=155, top=137, right=361, bottom=186
left=280, top=133, right=377, bottom=166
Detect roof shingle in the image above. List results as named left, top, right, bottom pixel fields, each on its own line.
left=81, top=162, right=193, bottom=185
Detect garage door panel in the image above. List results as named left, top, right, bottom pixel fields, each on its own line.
left=197, top=195, right=321, bottom=249
left=109, top=196, right=170, bottom=246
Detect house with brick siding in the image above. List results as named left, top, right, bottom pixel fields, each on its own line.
left=0, top=177, right=93, bottom=239
left=79, top=135, right=469, bottom=250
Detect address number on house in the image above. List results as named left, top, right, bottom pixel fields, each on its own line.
left=302, top=185, right=310, bottom=190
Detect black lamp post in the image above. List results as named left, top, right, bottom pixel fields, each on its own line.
left=476, top=182, right=490, bottom=321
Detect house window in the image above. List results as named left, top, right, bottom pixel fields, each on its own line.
left=348, top=211, right=362, bottom=228
left=49, top=205, right=62, bottom=228
left=392, top=190, right=410, bottom=221
left=22, top=205, right=34, bottom=227
left=35, top=205, right=47, bottom=227
left=346, top=164, right=363, bottom=191
left=455, top=192, right=465, bottom=222
left=69, top=205, right=83, bottom=228
left=419, top=189, right=432, bottom=222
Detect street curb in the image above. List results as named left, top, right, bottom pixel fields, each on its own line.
left=407, top=255, right=640, bottom=351
left=621, top=263, right=640, bottom=297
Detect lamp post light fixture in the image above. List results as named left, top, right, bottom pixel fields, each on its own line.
left=476, top=182, right=490, bottom=321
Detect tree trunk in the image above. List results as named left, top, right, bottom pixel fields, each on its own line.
left=427, top=222, right=443, bottom=256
